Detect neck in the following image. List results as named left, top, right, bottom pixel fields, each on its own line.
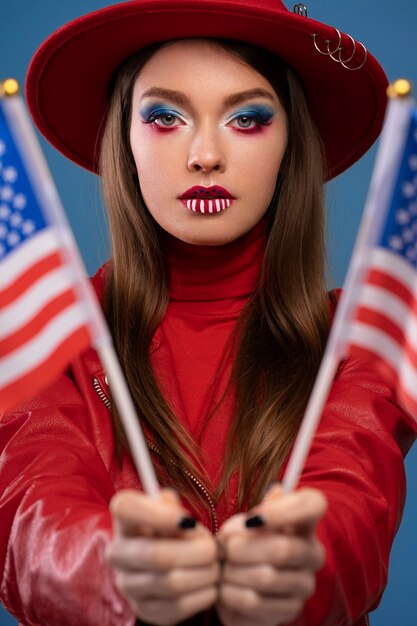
left=160, top=218, right=267, bottom=304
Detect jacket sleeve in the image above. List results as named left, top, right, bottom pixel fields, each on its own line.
left=0, top=371, right=135, bottom=626
left=294, top=355, right=417, bottom=626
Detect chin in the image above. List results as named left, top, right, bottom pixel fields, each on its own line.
left=186, top=220, right=253, bottom=246
left=164, top=212, right=255, bottom=246
left=184, top=229, right=242, bottom=246
left=181, top=234, right=229, bottom=247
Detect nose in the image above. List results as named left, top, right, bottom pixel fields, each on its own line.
left=187, top=124, right=226, bottom=173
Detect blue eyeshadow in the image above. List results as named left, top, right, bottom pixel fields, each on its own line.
left=139, top=103, right=180, bottom=121
left=236, top=104, right=275, bottom=119
left=231, top=105, right=275, bottom=122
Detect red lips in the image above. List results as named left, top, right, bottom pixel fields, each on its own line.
left=179, top=185, right=234, bottom=199
left=179, top=186, right=235, bottom=213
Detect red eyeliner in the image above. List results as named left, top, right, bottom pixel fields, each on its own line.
left=148, top=124, right=178, bottom=134
left=231, top=121, right=273, bottom=135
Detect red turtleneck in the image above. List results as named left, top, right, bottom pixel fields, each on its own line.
left=151, top=219, right=266, bottom=488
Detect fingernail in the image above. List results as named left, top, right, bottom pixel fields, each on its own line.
left=178, top=516, right=197, bottom=530
left=245, top=515, right=265, bottom=528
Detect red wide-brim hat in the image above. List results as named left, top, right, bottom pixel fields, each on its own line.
left=26, top=0, right=388, bottom=179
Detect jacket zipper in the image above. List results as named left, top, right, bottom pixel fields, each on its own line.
left=92, top=376, right=219, bottom=534
left=146, top=439, right=219, bottom=534
left=93, top=376, right=111, bottom=410
left=94, top=377, right=373, bottom=618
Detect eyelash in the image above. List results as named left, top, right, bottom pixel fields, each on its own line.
left=143, top=110, right=184, bottom=130
left=142, top=109, right=273, bottom=132
left=228, top=112, right=273, bottom=133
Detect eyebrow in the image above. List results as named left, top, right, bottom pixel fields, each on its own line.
left=140, top=87, right=275, bottom=107
left=223, top=88, right=275, bottom=107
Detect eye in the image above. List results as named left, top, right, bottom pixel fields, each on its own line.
left=142, top=108, right=185, bottom=129
left=234, top=115, right=256, bottom=129
left=151, top=113, right=179, bottom=127
left=228, top=114, right=259, bottom=129
left=226, top=109, right=274, bottom=132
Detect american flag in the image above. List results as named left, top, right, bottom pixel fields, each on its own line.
left=283, top=94, right=417, bottom=491
left=343, top=100, right=417, bottom=419
left=0, top=87, right=159, bottom=493
left=0, top=93, right=101, bottom=413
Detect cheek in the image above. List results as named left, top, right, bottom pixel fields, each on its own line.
left=131, top=130, right=175, bottom=190
left=243, top=137, right=285, bottom=189
left=243, top=135, right=286, bottom=210
left=131, top=128, right=158, bottom=168
left=234, top=122, right=286, bottom=165
left=262, top=131, right=287, bottom=187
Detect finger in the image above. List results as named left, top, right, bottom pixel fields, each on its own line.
left=219, top=583, right=304, bottom=622
left=262, top=482, right=284, bottom=502
left=108, top=535, right=218, bottom=571
left=249, top=488, right=328, bottom=535
left=218, top=513, right=248, bottom=538
left=224, top=533, right=325, bottom=570
left=159, top=488, right=183, bottom=506
left=131, top=586, right=218, bottom=625
left=110, top=488, right=192, bottom=537
left=222, top=563, right=316, bottom=599
left=216, top=603, right=267, bottom=626
left=115, top=563, right=220, bottom=600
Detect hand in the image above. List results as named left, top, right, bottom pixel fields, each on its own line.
left=216, top=486, right=327, bottom=626
left=106, top=488, right=219, bottom=625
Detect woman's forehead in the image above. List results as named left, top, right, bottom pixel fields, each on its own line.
left=132, top=39, right=279, bottom=101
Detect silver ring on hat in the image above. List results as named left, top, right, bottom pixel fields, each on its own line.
left=293, top=3, right=308, bottom=17
left=333, top=33, right=357, bottom=64
left=312, top=29, right=367, bottom=71
left=341, top=41, right=368, bottom=71
left=312, top=30, right=342, bottom=57
left=326, top=29, right=343, bottom=56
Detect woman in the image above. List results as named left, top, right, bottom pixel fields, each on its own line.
left=0, top=1, right=416, bottom=625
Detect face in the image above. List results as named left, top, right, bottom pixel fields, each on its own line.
left=130, top=40, right=287, bottom=245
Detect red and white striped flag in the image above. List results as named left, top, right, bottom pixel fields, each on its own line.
left=283, top=90, right=417, bottom=491
left=0, top=83, right=159, bottom=495
left=339, top=96, right=417, bottom=419
left=0, top=86, right=109, bottom=413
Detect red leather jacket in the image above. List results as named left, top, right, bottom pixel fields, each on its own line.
left=0, top=265, right=416, bottom=626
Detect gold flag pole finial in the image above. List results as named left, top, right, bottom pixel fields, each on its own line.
left=387, top=79, right=413, bottom=99
left=0, top=78, right=20, bottom=98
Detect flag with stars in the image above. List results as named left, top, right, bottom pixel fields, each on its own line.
left=342, top=97, right=417, bottom=419
left=0, top=92, right=108, bottom=413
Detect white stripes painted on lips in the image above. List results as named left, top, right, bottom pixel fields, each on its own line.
left=184, top=198, right=232, bottom=213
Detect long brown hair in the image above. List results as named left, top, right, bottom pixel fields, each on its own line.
left=100, top=39, right=330, bottom=512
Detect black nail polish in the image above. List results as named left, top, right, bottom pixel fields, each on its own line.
left=245, top=514, right=265, bottom=528
left=178, top=516, right=197, bottom=530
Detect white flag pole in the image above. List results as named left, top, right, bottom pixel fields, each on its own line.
left=96, top=343, right=160, bottom=498
left=1, top=80, right=159, bottom=498
left=282, top=84, right=415, bottom=492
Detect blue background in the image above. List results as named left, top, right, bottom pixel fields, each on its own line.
left=1, top=1, right=416, bottom=624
